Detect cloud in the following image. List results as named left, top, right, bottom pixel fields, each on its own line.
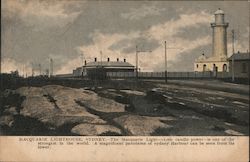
left=2, top=1, right=248, bottom=75
left=2, top=0, right=84, bottom=29
left=109, top=36, right=160, bottom=54
left=60, top=10, right=213, bottom=74
left=56, top=31, right=140, bottom=74
left=138, top=35, right=211, bottom=72
left=67, top=9, right=212, bottom=73
left=144, top=11, right=212, bottom=40
left=1, top=58, right=32, bottom=76
left=121, top=5, right=166, bottom=20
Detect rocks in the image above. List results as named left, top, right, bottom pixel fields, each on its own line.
left=0, top=115, right=14, bottom=127
left=120, top=90, right=146, bottom=96
left=71, top=123, right=122, bottom=135
left=77, top=91, right=125, bottom=113
left=16, top=85, right=107, bottom=128
left=114, top=115, right=174, bottom=136
left=78, top=98, right=125, bottom=113
left=3, top=107, right=18, bottom=115
left=225, top=129, right=244, bottom=136
left=1, top=83, right=248, bottom=136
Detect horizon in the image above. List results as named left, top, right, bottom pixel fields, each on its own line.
left=1, top=0, right=249, bottom=75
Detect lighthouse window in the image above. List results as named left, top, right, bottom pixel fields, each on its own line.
left=196, top=64, right=199, bottom=68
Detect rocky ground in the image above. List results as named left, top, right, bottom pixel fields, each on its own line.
left=0, top=81, right=249, bottom=136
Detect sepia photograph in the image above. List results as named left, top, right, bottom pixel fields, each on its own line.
left=0, top=0, right=249, bottom=138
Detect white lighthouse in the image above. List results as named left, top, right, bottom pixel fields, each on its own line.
left=194, top=8, right=229, bottom=72
left=211, top=8, right=229, bottom=60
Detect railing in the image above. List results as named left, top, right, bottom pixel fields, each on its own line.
left=106, top=71, right=232, bottom=79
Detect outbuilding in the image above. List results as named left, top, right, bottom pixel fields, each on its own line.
left=228, top=51, right=249, bottom=78
left=73, top=58, right=135, bottom=79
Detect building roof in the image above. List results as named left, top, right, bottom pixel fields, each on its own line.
left=228, top=52, right=250, bottom=61
left=196, top=54, right=207, bottom=61
left=215, top=8, right=224, bottom=14
left=84, top=61, right=135, bottom=68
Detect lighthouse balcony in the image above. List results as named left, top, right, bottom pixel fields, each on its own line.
left=211, top=23, right=229, bottom=27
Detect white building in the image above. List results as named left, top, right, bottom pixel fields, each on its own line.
left=194, top=8, right=229, bottom=72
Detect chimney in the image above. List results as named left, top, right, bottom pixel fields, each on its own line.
left=107, top=58, right=110, bottom=62
left=124, top=59, right=126, bottom=62
left=117, top=58, right=119, bottom=62
left=94, top=58, right=97, bottom=62
left=84, top=60, right=87, bottom=65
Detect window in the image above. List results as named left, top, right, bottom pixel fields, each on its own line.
left=196, top=64, right=199, bottom=68
left=242, top=63, right=247, bottom=73
left=223, top=64, right=227, bottom=72
left=203, top=64, right=206, bottom=72
left=213, top=64, right=216, bottom=72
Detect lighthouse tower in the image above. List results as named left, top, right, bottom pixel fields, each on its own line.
left=194, top=9, right=229, bottom=72
left=211, top=8, right=229, bottom=60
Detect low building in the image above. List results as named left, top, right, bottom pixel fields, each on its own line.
left=194, top=53, right=229, bottom=72
left=73, top=58, right=135, bottom=79
left=228, top=52, right=250, bottom=78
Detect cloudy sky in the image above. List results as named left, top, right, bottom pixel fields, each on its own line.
left=1, top=0, right=249, bottom=75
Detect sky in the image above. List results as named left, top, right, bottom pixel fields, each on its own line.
left=1, top=0, right=249, bottom=75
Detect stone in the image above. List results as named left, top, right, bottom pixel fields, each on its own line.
left=3, top=107, right=18, bottom=115
left=71, top=123, right=122, bottom=135
left=120, top=90, right=146, bottom=96
left=225, top=129, right=244, bottom=136
left=16, top=85, right=106, bottom=128
left=114, top=115, right=174, bottom=136
left=0, top=115, right=14, bottom=127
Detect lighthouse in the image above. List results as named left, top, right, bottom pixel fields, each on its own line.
left=194, top=9, right=229, bottom=72
left=211, top=8, right=229, bottom=60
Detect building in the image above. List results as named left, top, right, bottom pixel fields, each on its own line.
left=73, top=57, right=135, bottom=79
left=228, top=51, right=250, bottom=78
left=194, top=8, right=229, bottom=72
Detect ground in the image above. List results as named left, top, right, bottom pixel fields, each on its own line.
left=0, top=78, right=249, bottom=136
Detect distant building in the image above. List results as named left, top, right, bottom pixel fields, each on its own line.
left=73, top=58, right=135, bottom=78
left=228, top=52, right=250, bottom=78
left=194, top=8, right=229, bottom=72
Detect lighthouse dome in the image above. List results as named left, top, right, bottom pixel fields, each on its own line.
left=215, top=8, right=224, bottom=14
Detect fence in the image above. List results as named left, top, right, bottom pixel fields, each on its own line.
left=106, top=71, right=232, bottom=79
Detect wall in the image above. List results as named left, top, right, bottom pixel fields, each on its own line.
left=194, top=61, right=229, bottom=72
left=229, top=60, right=249, bottom=78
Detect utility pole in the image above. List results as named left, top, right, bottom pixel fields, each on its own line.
left=135, top=45, right=151, bottom=80
left=80, top=54, right=84, bottom=77
left=164, top=41, right=183, bottom=83
left=38, top=64, right=41, bottom=76
left=100, top=51, right=103, bottom=66
left=23, top=64, right=25, bottom=78
left=231, top=29, right=235, bottom=82
left=49, top=58, right=53, bottom=77
left=25, top=64, right=27, bottom=78
left=232, top=29, right=235, bottom=54
left=31, top=62, right=34, bottom=77
left=165, top=41, right=167, bottom=83
left=136, top=46, right=138, bottom=79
